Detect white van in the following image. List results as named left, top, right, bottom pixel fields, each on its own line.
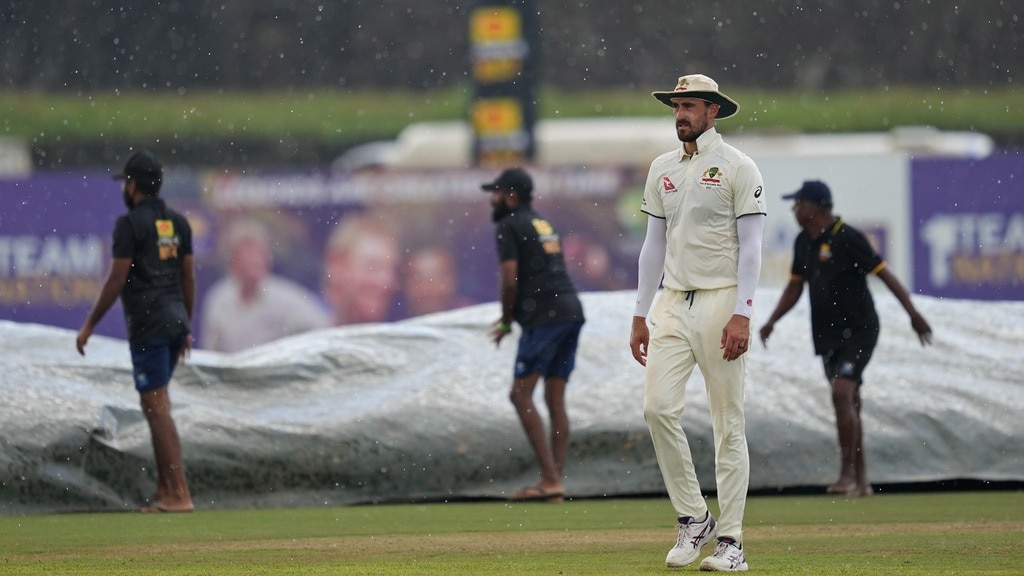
left=333, top=119, right=994, bottom=171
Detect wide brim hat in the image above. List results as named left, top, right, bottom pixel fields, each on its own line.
left=651, top=74, right=740, bottom=119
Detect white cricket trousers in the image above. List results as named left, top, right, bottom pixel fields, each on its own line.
left=643, top=286, right=749, bottom=543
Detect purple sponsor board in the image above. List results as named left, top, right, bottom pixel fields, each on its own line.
left=0, top=170, right=215, bottom=340
left=192, top=167, right=641, bottom=351
left=0, top=172, right=131, bottom=338
left=912, top=152, right=1024, bottom=300
left=2, top=167, right=644, bottom=350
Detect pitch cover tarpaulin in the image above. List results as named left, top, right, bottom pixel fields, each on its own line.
left=1, top=290, right=1021, bottom=515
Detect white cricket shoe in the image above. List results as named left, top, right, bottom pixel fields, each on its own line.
left=699, top=538, right=748, bottom=572
left=665, top=512, right=717, bottom=567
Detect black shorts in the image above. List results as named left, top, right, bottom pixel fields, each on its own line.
left=821, top=328, right=878, bottom=385
left=129, top=334, right=187, bottom=393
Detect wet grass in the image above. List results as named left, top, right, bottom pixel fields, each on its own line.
left=1, top=491, right=1020, bottom=575
left=1, top=84, right=1021, bottom=146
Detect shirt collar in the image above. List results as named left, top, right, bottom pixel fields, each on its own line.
left=678, top=127, right=722, bottom=160
left=134, top=196, right=165, bottom=208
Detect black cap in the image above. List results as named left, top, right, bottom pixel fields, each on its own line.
left=782, top=180, right=833, bottom=207
left=481, top=167, right=533, bottom=197
left=113, top=150, right=163, bottom=188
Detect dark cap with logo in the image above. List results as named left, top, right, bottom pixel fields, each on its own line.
left=481, top=167, right=533, bottom=198
left=782, top=180, right=833, bottom=208
left=113, top=150, right=163, bottom=188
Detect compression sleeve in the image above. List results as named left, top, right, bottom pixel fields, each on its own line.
left=734, top=213, right=765, bottom=318
left=633, top=215, right=667, bottom=317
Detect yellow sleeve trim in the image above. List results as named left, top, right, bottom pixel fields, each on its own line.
left=870, top=261, right=887, bottom=275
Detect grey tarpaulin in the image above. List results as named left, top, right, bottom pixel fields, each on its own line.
left=2, top=290, right=1022, bottom=515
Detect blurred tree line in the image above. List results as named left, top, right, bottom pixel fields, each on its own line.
left=2, top=0, right=1019, bottom=93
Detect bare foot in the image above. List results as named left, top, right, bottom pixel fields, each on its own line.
left=826, top=482, right=873, bottom=498
left=826, top=481, right=857, bottom=495
left=508, top=485, right=565, bottom=503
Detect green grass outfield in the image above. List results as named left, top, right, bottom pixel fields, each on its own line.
left=2, top=85, right=1022, bottom=145
left=2, top=491, right=1020, bottom=575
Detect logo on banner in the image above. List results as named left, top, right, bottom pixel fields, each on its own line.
left=921, top=212, right=1024, bottom=289
left=469, top=7, right=527, bottom=84
left=0, top=234, right=105, bottom=307
left=469, top=3, right=535, bottom=166
left=471, top=98, right=529, bottom=165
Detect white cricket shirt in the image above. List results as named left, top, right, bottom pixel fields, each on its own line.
left=641, top=127, right=766, bottom=291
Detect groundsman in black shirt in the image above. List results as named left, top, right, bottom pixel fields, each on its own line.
left=482, top=167, right=585, bottom=504
left=77, top=150, right=195, bottom=513
left=759, top=180, right=932, bottom=498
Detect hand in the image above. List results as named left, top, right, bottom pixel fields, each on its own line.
left=758, top=321, right=774, bottom=347
left=490, top=320, right=512, bottom=347
left=721, top=314, right=750, bottom=361
left=630, top=316, right=650, bottom=366
left=178, top=332, right=193, bottom=363
left=75, top=326, right=92, bottom=356
left=910, top=311, right=932, bottom=346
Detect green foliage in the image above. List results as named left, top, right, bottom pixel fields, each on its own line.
left=539, top=85, right=1024, bottom=137
left=1, top=86, right=1021, bottom=147
left=1, top=491, right=1020, bottom=575
left=0, top=87, right=471, bottom=144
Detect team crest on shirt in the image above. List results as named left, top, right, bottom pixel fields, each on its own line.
left=700, top=167, right=725, bottom=189
left=532, top=218, right=562, bottom=255
left=819, top=242, right=832, bottom=262
left=155, top=219, right=181, bottom=260
left=156, top=220, right=174, bottom=237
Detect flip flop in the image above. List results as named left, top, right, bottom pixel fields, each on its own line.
left=139, top=502, right=194, bottom=513
left=508, top=486, right=565, bottom=503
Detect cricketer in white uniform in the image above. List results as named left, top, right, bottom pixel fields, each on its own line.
left=630, top=74, right=766, bottom=572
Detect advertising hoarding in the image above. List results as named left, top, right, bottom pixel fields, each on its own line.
left=912, top=153, right=1024, bottom=300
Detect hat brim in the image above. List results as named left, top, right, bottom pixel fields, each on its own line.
left=481, top=183, right=531, bottom=196
left=781, top=192, right=832, bottom=207
left=113, top=172, right=161, bottom=183
left=651, top=91, right=740, bottom=119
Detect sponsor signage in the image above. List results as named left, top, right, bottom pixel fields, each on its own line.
left=468, top=0, right=538, bottom=166
left=1, top=167, right=639, bottom=348
left=912, top=154, right=1024, bottom=300
left=0, top=172, right=127, bottom=337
